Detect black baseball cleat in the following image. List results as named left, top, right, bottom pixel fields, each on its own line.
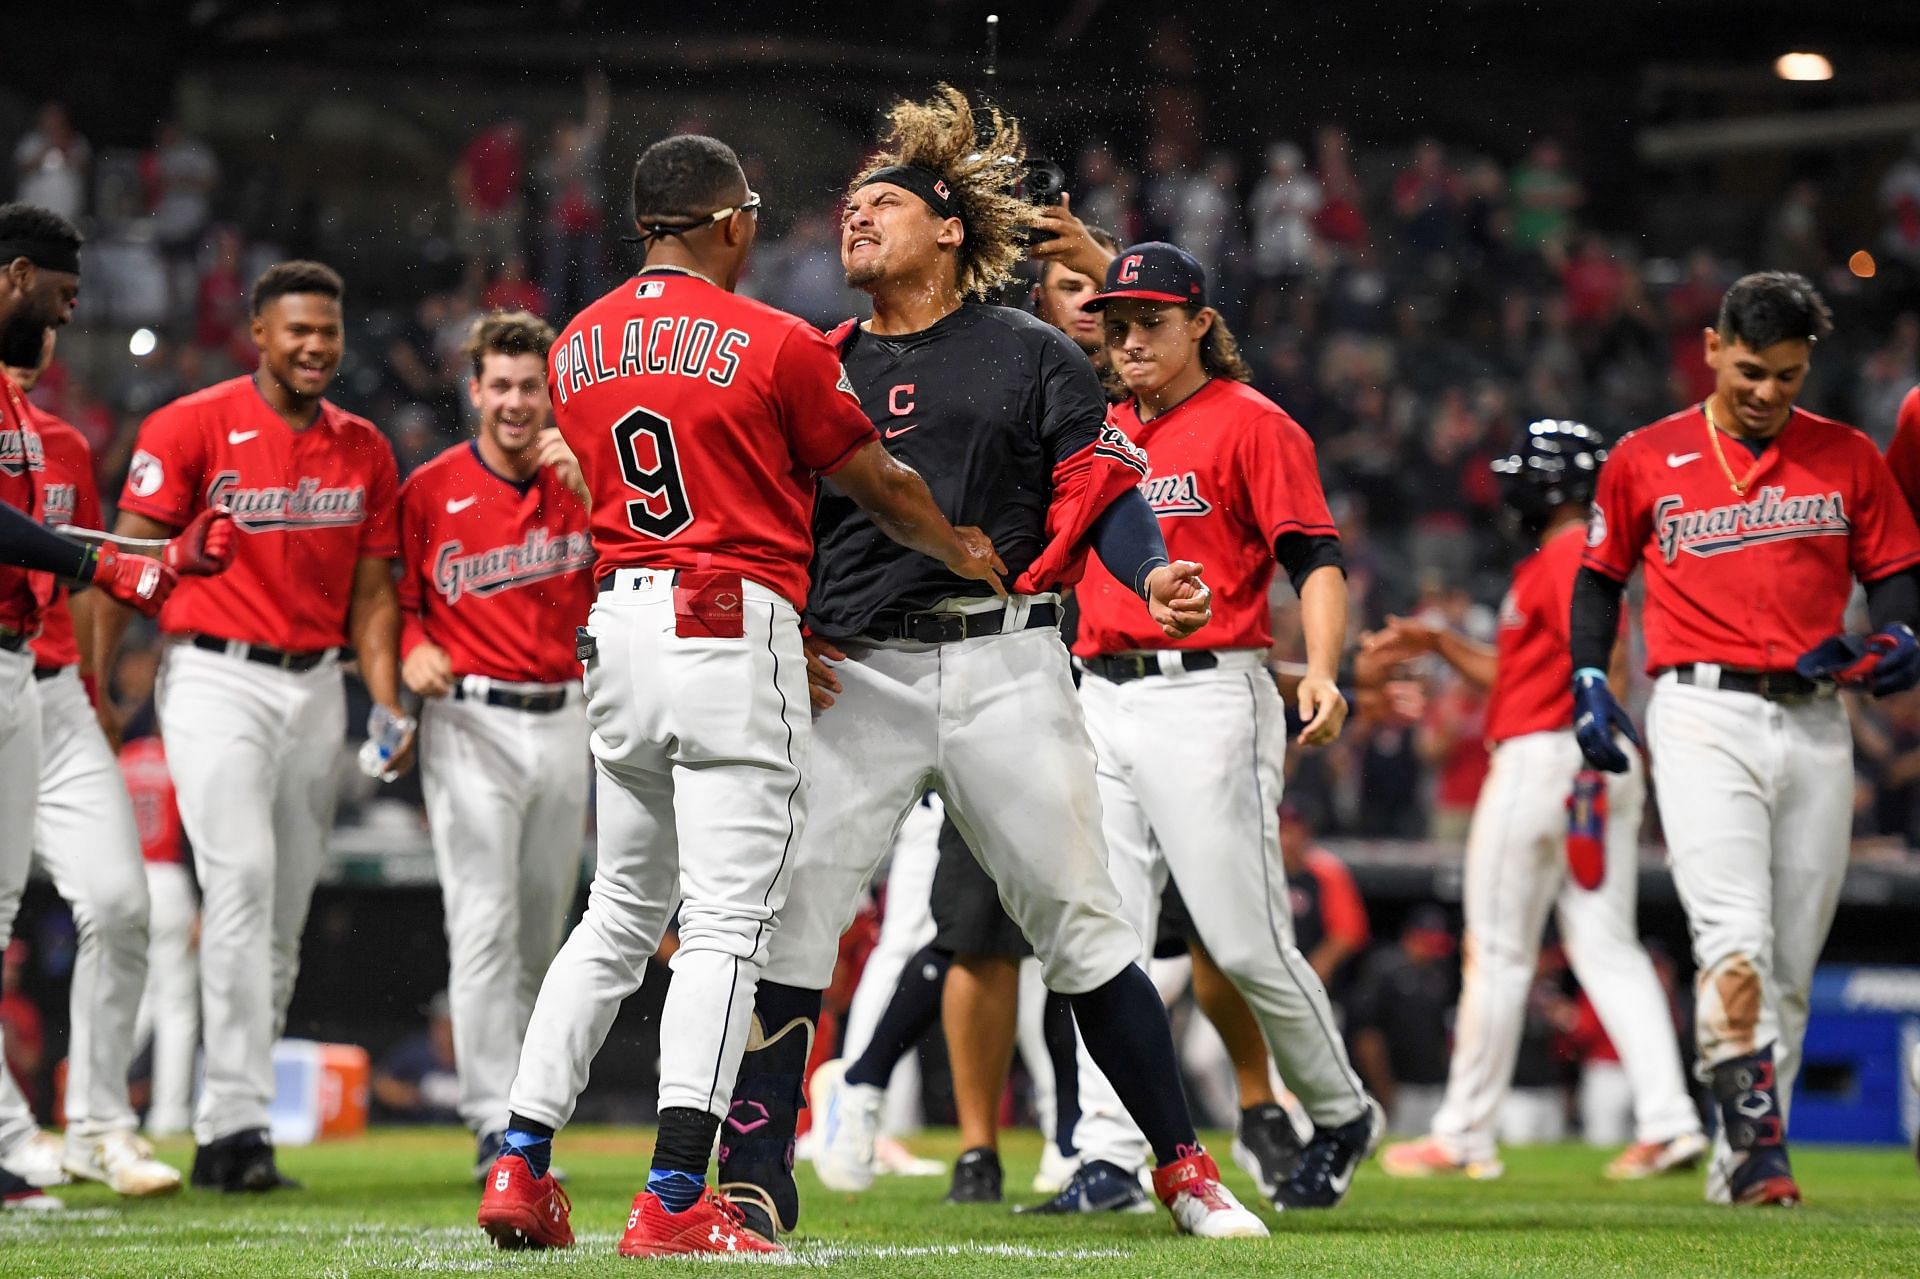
left=1014, top=1159, right=1153, bottom=1215
left=1232, top=1102, right=1304, bottom=1200
left=944, top=1147, right=1003, bottom=1204
left=190, top=1129, right=302, bottom=1193
left=1274, top=1097, right=1382, bottom=1209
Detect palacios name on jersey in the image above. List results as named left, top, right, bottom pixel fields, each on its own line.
left=207, top=470, right=368, bottom=531
left=1653, top=484, right=1849, bottom=563
left=0, top=427, right=45, bottom=477
left=431, top=527, right=596, bottom=604
left=551, top=317, right=750, bottom=404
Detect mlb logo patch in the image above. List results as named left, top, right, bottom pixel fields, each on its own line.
left=635, top=280, right=667, bottom=300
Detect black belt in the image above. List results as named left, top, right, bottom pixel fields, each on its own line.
left=863, top=602, right=1059, bottom=645
left=1668, top=665, right=1821, bottom=700
left=0, top=631, right=25, bottom=653
left=453, top=683, right=569, bottom=714
left=33, top=665, right=63, bottom=681
left=191, top=635, right=334, bottom=672
left=1083, top=651, right=1221, bottom=683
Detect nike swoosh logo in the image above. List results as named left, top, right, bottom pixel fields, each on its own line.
left=1329, top=1164, right=1354, bottom=1195
left=228, top=430, right=260, bottom=445
left=1667, top=452, right=1701, bottom=468
left=884, top=425, right=917, bottom=439
left=446, top=496, right=478, bottom=513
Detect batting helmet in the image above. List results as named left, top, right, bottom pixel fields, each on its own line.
left=1490, top=419, right=1607, bottom=532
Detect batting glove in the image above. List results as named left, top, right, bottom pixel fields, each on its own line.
left=1796, top=624, right=1920, bottom=697
left=164, top=505, right=237, bottom=577
left=1869, top=623, right=1920, bottom=696
left=1572, top=668, right=1640, bottom=773
left=86, top=543, right=178, bottom=618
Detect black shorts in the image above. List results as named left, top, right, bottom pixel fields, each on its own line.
left=1153, top=876, right=1200, bottom=959
left=929, top=816, right=1033, bottom=959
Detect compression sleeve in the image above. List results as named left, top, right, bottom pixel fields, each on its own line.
left=1088, top=487, right=1169, bottom=598
left=1274, top=532, right=1346, bottom=595
left=1865, top=565, right=1920, bottom=632
left=1570, top=566, right=1624, bottom=675
left=0, top=500, right=93, bottom=580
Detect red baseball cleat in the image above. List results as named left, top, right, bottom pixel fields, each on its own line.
left=619, top=1186, right=785, bottom=1257
left=477, top=1156, right=574, bottom=1250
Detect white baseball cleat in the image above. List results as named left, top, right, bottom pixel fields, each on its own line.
left=808, top=1058, right=883, bottom=1193
left=64, top=1130, right=183, bottom=1197
left=873, top=1136, right=944, bottom=1178
left=1152, top=1148, right=1269, bottom=1239
left=1032, top=1141, right=1079, bottom=1194
left=0, top=1131, right=70, bottom=1188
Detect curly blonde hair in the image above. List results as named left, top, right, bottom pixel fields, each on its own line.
left=853, top=84, right=1035, bottom=299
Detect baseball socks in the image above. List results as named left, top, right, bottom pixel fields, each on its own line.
left=500, top=1116, right=554, bottom=1179
left=1066, top=964, right=1198, bottom=1164
left=647, top=1109, right=721, bottom=1213
left=843, top=946, right=951, bottom=1089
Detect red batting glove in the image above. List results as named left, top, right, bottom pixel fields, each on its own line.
left=164, top=505, right=237, bottom=577
left=89, top=543, right=178, bottom=618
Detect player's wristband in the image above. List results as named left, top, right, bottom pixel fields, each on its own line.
left=1133, top=556, right=1169, bottom=599
left=1573, top=666, right=1607, bottom=686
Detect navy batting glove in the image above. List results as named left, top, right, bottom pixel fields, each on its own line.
left=1572, top=668, right=1640, bottom=773
left=1870, top=623, right=1920, bottom=697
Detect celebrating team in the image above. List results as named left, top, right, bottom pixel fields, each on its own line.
left=0, top=76, right=1911, bottom=1249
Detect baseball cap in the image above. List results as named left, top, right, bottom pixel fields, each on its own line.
left=1083, top=241, right=1207, bottom=310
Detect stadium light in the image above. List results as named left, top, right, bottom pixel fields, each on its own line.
left=129, top=327, right=158, bottom=357
left=1774, top=52, right=1833, bottom=82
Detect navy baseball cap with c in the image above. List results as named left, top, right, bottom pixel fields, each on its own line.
left=1082, top=241, right=1208, bottom=310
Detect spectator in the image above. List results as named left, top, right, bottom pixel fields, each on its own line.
left=372, top=992, right=462, bottom=1125
left=1347, top=906, right=1460, bottom=1134
left=537, top=70, right=611, bottom=320
left=1877, top=133, right=1920, bottom=269
left=1764, top=179, right=1826, bottom=280
left=1075, top=143, right=1133, bottom=244
left=480, top=254, right=547, bottom=318
left=1312, top=124, right=1369, bottom=255
left=1393, top=137, right=1463, bottom=256
left=1279, top=804, right=1370, bottom=992
left=1249, top=141, right=1321, bottom=326
left=13, top=102, right=91, bottom=221
left=143, top=121, right=220, bottom=304
left=451, top=114, right=525, bottom=271
left=1509, top=139, right=1583, bottom=257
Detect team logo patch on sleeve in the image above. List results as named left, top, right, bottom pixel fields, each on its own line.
left=1095, top=422, right=1150, bottom=478
left=128, top=449, right=166, bottom=497
left=835, top=363, right=857, bottom=400
left=1585, top=501, right=1607, bottom=548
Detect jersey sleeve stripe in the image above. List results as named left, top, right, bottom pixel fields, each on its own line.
left=1264, top=518, right=1339, bottom=539
left=1858, top=546, right=1920, bottom=583
left=1578, top=552, right=1631, bottom=583
left=116, top=494, right=190, bottom=529
left=815, top=429, right=878, bottom=477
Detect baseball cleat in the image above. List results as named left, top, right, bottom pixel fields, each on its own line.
left=720, top=1182, right=784, bottom=1243
left=1275, top=1096, right=1384, bottom=1208
left=1231, top=1102, right=1304, bottom=1199
left=809, top=1057, right=884, bottom=1192
left=0, top=1131, right=70, bottom=1188
left=1151, top=1147, right=1268, bottom=1238
left=477, top=1155, right=574, bottom=1250
left=190, top=1129, right=301, bottom=1193
left=1706, top=1145, right=1800, bottom=1207
left=1604, top=1131, right=1709, bottom=1181
left=874, top=1135, right=944, bottom=1178
left=619, top=1187, right=783, bottom=1257
left=1381, top=1136, right=1504, bottom=1181
left=63, top=1130, right=183, bottom=1197
left=945, top=1146, right=1004, bottom=1204
left=0, top=1168, right=62, bottom=1211
left=1016, top=1158, right=1155, bottom=1215
left=1032, top=1141, right=1079, bottom=1195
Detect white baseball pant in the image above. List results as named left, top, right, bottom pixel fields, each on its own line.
left=508, top=569, right=811, bottom=1127
left=1072, top=655, right=1368, bottom=1170
left=135, top=859, right=199, bottom=1136
left=1429, top=729, right=1699, bottom=1164
left=0, top=644, right=41, bottom=1159
left=1645, top=671, right=1852, bottom=1130
left=32, top=666, right=151, bottom=1139
left=156, top=641, right=344, bottom=1144
left=759, top=611, right=1142, bottom=998
left=421, top=684, right=589, bottom=1139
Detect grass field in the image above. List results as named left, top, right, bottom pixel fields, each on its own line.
left=4, top=1128, right=1919, bottom=1277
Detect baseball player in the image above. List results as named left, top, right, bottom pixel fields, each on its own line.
left=1574, top=272, right=1920, bottom=1206
left=1367, top=421, right=1707, bottom=1182
left=1881, top=383, right=1920, bottom=512
left=397, top=310, right=596, bottom=1180
left=0, top=207, right=186, bottom=1208
left=474, top=133, right=996, bottom=1258
left=122, top=729, right=197, bottom=1139
left=720, top=88, right=1265, bottom=1243
left=97, top=259, right=407, bottom=1193
left=1062, top=241, right=1380, bottom=1211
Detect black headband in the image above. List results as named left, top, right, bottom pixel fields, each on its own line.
left=0, top=238, right=80, bottom=276
left=857, top=165, right=964, bottom=226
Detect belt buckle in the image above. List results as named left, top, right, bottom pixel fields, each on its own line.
left=905, top=613, right=966, bottom=644
left=1125, top=654, right=1152, bottom=680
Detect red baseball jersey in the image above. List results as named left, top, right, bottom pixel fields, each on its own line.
left=118, top=735, right=185, bottom=866
left=1885, top=384, right=1920, bottom=516
left=398, top=441, right=596, bottom=684
left=1073, top=378, right=1336, bottom=656
left=29, top=407, right=101, bottom=671
left=119, top=376, right=400, bottom=650
left=1486, top=523, right=1585, bottom=743
left=0, top=378, right=50, bottom=635
left=1583, top=404, right=1920, bottom=672
left=548, top=267, right=878, bottom=610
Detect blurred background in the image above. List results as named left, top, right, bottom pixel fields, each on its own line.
left=7, top=0, right=1920, bottom=1146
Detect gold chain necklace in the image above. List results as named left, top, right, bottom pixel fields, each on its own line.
left=1702, top=400, right=1767, bottom=497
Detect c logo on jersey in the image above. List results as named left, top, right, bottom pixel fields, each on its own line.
left=432, top=529, right=597, bottom=604
left=1138, top=470, right=1213, bottom=517
left=888, top=384, right=915, bottom=416
left=1116, top=254, right=1144, bottom=285
left=0, top=427, right=45, bottom=478
left=207, top=471, right=368, bottom=531
left=1653, top=486, right=1849, bottom=563
left=40, top=482, right=76, bottom=527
